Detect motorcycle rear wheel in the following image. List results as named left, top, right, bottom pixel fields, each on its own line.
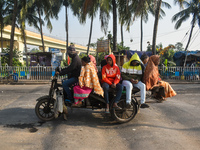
left=111, top=98, right=138, bottom=123
left=35, top=97, right=55, bottom=121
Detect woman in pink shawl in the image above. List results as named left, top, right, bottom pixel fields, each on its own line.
left=73, top=56, right=103, bottom=105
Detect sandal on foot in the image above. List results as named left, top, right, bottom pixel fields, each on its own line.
left=105, top=108, right=110, bottom=113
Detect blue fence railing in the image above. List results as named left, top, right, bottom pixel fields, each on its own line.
left=1, top=64, right=200, bottom=81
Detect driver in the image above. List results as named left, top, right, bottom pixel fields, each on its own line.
left=56, top=45, right=82, bottom=102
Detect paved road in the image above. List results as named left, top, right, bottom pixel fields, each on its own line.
left=0, top=84, right=200, bottom=150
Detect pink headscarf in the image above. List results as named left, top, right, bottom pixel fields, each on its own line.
left=89, top=55, right=98, bottom=72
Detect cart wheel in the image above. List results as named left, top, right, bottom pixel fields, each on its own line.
left=35, top=98, right=55, bottom=121
left=110, top=98, right=138, bottom=123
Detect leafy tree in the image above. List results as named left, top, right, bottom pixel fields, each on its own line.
left=1, top=46, right=22, bottom=66
left=175, top=42, right=184, bottom=51
left=0, top=0, right=10, bottom=66
left=172, top=0, right=200, bottom=51
left=158, top=45, right=175, bottom=64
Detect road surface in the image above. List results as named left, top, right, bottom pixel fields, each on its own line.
left=0, top=84, right=200, bottom=150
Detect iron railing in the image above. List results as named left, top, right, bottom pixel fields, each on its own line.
left=0, top=64, right=200, bottom=81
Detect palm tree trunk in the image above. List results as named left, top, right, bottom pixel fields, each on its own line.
left=183, top=23, right=195, bottom=70
left=22, top=28, right=28, bottom=66
left=87, top=15, right=93, bottom=55
left=65, top=5, right=69, bottom=57
left=112, top=0, right=117, bottom=52
left=9, top=0, right=18, bottom=66
left=152, top=0, right=162, bottom=55
left=185, top=24, right=195, bottom=51
left=121, top=24, right=124, bottom=47
left=0, top=24, right=3, bottom=66
left=140, top=15, right=143, bottom=52
left=38, top=8, right=45, bottom=52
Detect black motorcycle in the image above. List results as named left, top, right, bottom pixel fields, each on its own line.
left=35, top=68, right=140, bottom=123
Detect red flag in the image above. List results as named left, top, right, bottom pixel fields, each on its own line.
left=67, top=56, right=70, bottom=65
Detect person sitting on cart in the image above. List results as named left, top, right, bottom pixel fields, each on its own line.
left=101, top=54, right=123, bottom=113
left=73, top=56, right=104, bottom=105
left=121, top=53, right=149, bottom=108
left=143, top=55, right=176, bottom=101
left=56, top=45, right=82, bottom=103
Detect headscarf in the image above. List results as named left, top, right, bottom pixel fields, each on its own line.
left=88, top=55, right=98, bottom=72
left=143, top=55, right=160, bottom=90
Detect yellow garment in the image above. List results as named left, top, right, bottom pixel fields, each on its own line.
left=79, top=62, right=104, bottom=97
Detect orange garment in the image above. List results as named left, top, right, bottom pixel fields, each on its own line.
left=79, top=62, right=104, bottom=97
left=143, top=55, right=160, bottom=91
left=143, top=55, right=176, bottom=98
left=154, top=81, right=176, bottom=98
left=102, top=54, right=121, bottom=85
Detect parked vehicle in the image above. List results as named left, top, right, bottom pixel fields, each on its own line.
left=35, top=67, right=140, bottom=123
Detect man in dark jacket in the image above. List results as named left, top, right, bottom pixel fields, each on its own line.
left=56, top=46, right=81, bottom=102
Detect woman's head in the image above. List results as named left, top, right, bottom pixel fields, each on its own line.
left=81, top=56, right=90, bottom=66
left=150, top=55, right=160, bottom=66
left=107, top=57, right=113, bottom=66
left=141, top=53, right=149, bottom=65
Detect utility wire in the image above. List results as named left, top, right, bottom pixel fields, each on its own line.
left=188, top=29, right=200, bottom=49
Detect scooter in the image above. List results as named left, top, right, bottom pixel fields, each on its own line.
left=35, top=68, right=140, bottom=123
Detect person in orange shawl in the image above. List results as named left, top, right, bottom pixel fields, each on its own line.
left=102, top=54, right=123, bottom=113
left=73, top=56, right=103, bottom=105
left=143, top=55, right=176, bottom=101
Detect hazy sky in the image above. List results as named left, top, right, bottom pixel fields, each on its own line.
left=27, top=0, right=200, bottom=51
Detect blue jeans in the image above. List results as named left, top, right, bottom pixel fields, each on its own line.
left=62, top=77, right=78, bottom=100
left=102, top=82, right=123, bottom=104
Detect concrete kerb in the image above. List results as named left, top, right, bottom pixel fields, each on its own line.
left=1, top=79, right=200, bottom=85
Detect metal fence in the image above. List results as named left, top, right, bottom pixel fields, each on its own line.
left=159, top=66, right=200, bottom=81
left=0, top=64, right=200, bottom=81
left=0, top=64, right=67, bottom=81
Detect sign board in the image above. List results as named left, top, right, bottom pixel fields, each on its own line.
left=97, top=39, right=111, bottom=53
left=49, top=48, right=60, bottom=53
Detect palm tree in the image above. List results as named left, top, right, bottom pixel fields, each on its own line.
left=72, top=0, right=109, bottom=55
left=17, top=0, right=40, bottom=66
left=63, top=0, right=70, bottom=56
left=112, top=0, right=117, bottom=52
left=0, top=0, right=9, bottom=66
left=82, top=0, right=99, bottom=55
left=31, top=0, right=62, bottom=52
left=172, top=0, right=200, bottom=51
left=9, top=0, right=18, bottom=66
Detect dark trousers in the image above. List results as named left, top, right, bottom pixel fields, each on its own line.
left=102, top=82, right=123, bottom=104
left=62, top=77, right=78, bottom=100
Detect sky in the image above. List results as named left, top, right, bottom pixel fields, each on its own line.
left=26, top=0, right=200, bottom=51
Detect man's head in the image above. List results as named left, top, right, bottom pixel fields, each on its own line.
left=67, top=45, right=76, bottom=58
left=131, top=60, right=140, bottom=66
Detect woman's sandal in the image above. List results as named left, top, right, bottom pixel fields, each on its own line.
left=105, top=108, right=110, bottom=113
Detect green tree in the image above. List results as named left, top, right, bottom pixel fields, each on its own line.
left=0, top=0, right=10, bottom=66
left=172, top=0, right=200, bottom=51
left=175, top=42, right=184, bottom=51
left=1, top=46, right=22, bottom=66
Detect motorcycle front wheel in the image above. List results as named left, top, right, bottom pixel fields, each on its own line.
left=35, top=97, right=55, bottom=121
